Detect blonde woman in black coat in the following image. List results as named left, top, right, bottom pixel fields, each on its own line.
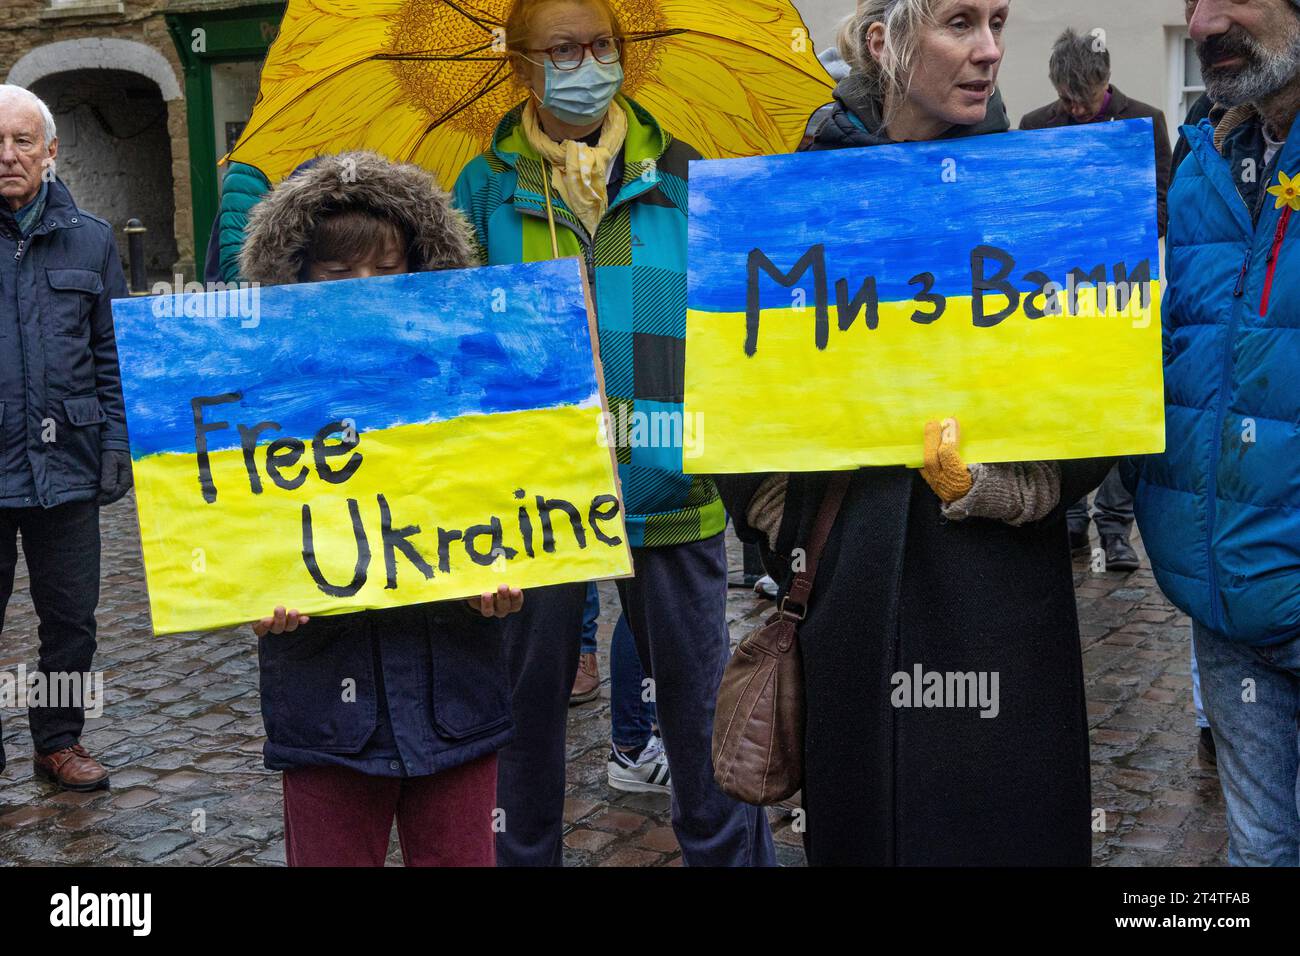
left=720, top=0, right=1108, bottom=866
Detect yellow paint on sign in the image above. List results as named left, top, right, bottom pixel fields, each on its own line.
left=135, top=405, right=630, bottom=635
left=684, top=286, right=1165, bottom=473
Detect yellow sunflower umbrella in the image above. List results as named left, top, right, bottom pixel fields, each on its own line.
left=226, top=0, right=836, bottom=190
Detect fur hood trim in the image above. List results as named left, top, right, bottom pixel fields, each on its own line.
left=240, top=152, right=476, bottom=285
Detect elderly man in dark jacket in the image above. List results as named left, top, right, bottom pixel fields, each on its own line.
left=1019, top=28, right=1173, bottom=574
left=0, top=85, right=131, bottom=792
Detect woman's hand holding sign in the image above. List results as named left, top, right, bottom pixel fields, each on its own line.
left=919, top=418, right=974, bottom=504
left=916, top=419, right=1063, bottom=526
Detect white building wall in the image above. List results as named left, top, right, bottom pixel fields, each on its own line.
left=791, top=0, right=1195, bottom=140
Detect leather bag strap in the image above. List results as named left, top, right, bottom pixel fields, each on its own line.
left=778, top=472, right=851, bottom=622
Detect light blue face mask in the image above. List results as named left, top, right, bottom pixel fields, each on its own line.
left=541, top=57, right=624, bottom=125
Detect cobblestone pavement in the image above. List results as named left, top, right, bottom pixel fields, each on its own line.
left=0, top=496, right=1227, bottom=866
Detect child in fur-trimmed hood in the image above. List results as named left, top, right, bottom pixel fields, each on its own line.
left=240, top=151, right=522, bottom=867
left=240, top=151, right=477, bottom=284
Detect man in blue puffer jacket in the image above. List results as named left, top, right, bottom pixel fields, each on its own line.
left=1127, top=0, right=1300, bottom=866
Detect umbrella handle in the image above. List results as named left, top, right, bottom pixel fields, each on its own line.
left=540, top=159, right=561, bottom=259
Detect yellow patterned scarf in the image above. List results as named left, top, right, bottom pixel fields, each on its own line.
left=521, top=99, right=628, bottom=237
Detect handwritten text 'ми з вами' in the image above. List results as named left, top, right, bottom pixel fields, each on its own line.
left=743, top=242, right=1153, bottom=356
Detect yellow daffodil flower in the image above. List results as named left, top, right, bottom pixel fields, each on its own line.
left=1267, top=170, right=1300, bottom=212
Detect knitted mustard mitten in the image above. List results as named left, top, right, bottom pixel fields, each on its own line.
left=920, top=418, right=973, bottom=504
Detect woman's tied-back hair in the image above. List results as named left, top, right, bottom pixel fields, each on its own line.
left=836, top=0, right=944, bottom=120
left=1048, top=28, right=1111, bottom=104
left=504, top=0, right=625, bottom=54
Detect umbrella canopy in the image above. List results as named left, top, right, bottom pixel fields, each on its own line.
left=226, top=0, right=836, bottom=190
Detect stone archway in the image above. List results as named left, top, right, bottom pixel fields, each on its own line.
left=8, top=40, right=183, bottom=280
left=30, top=68, right=180, bottom=277
left=6, top=38, right=182, bottom=101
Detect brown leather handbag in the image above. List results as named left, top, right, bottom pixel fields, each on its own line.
left=712, top=473, right=851, bottom=806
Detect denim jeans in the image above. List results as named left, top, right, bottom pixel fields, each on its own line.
left=0, top=501, right=101, bottom=768
left=581, top=584, right=656, bottom=747
left=580, top=583, right=599, bottom=655
left=1191, top=639, right=1209, bottom=730
left=1193, top=622, right=1300, bottom=866
left=610, top=614, right=655, bottom=748
left=611, top=533, right=774, bottom=866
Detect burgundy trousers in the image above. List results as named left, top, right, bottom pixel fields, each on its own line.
left=281, top=754, right=498, bottom=866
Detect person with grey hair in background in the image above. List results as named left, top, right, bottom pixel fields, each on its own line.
left=1021, top=28, right=1172, bottom=237
left=1020, top=28, right=1173, bottom=575
left=0, top=84, right=131, bottom=793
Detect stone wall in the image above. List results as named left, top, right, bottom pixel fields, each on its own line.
left=1, top=0, right=194, bottom=276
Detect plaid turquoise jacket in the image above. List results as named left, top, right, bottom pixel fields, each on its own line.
left=453, top=97, right=724, bottom=549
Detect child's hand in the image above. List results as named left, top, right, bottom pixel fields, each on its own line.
left=252, top=606, right=311, bottom=638
left=467, top=585, right=525, bottom=619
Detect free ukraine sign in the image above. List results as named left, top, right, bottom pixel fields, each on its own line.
left=684, top=119, right=1166, bottom=473
left=113, top=259, right=631, bottom=635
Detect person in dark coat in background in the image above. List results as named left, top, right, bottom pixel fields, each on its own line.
left=718, top=0, right=1109, bottom=866
left=0, top=85, right=133, bottom=793
left=1019, top=27, right=1174, bottom=573
left=1020, top=28, right=1173, bottom=238
left=239, top=151, right=523, bottom=867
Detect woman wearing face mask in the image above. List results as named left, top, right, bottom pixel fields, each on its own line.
left=718, top=0, right=1109, bottom=866
left=453, top=0, right=775, bottom=867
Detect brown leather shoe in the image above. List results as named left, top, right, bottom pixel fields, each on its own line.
left=570, top=652, right=600, bottom=705
left=34, top=744, right=110, bottom=792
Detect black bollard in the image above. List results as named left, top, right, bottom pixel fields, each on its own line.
left=124, top=218, right=147, bottom=295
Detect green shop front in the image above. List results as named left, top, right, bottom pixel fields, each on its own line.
left=165, top=0, right=286, bottom=274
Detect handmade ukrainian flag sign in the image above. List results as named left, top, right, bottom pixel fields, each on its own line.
left=112, top=260, right=631, bottom=635
left=685, top=119, right=1166, bottom=473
